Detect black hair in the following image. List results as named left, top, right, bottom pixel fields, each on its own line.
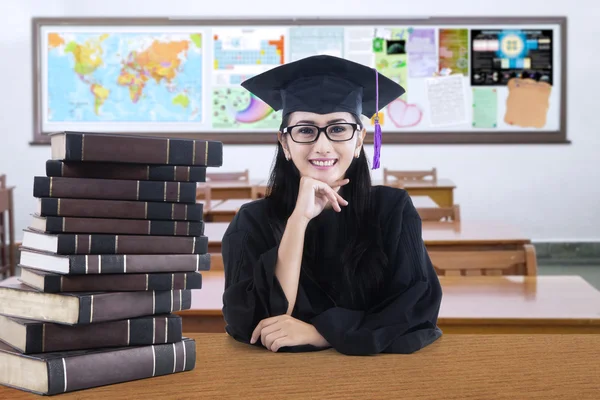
left=265, top=113, right=389, bottom=308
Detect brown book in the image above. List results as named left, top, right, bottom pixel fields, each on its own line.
left=33, top=176, right=197, bottom=203
left=0, top=280, right=192, bottom=325
left=50, top=131, right=222, bottom=166
left=37, top=197, right=203, bottom=221
left=0, top=314, right=183, bottom=353
left=21, top=229, right=209, bottom=254
left=0, top=337, right=195, bottom=395
left=19, top=248, right=210, bottom=274
left=30, top=214, right=204, bottom=236
left=19, top=267, right=203, bottom=292
left=46, top=160, right=207, bottom=182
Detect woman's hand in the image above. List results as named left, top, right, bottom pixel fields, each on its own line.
left=250, top=315, right=330, bottom=352
left=292, top=176, right=349, bottom=222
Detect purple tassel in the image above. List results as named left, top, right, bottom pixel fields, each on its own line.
left=373, top=117, right=382, bottom=169
left=372, top=68, right=381, bottom=170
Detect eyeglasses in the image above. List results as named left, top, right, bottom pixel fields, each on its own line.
left=282, top=123, right=359, bottom=144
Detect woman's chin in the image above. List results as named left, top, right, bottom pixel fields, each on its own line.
left=301, top=168, right=341, bottom=185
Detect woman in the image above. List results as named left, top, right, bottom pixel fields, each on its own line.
left=221, top=55, right=442, bottom=356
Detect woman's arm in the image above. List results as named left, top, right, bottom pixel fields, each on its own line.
left=275, top=213, right=309, bottom=315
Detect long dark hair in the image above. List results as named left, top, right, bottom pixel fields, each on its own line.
left=265, top=113, right=389, bottom=308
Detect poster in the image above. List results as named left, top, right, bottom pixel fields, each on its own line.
left=45, top=30, right=204, bottom=130
left=472, top=88, right=498, bottom=128
left=407, top=28, right=437, bottom=78
left=212, top=28, right=285, bottom=85
left=212, top=87, right=280, bottom=129
left=426, top=74, right=468, bottom=127
left=504, top=78, right=551, bottom=128
left=439, top=29, right=469, bottom=76
left=471, top=29, right=553, bottom=86
left=212, top=28, right=284, bottom=128
left=373, top=28, right=408, bottom=92
left=289, top=27, right=344, bottom=61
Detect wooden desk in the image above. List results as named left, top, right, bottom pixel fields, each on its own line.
left=197, top=179, right=266, bottom=200
left=0, top=187, right=15, bottom=278
left=2, top=333, right=599, bottom=399
left=422, top=221, right=530, bottom=250
left=206, top=222, right=229, bottom=253
left=204, top=220, right=531, bottom=254
left=204, top=196, right=436, bottom=223
left=177, top=274, right=600, bottom=335
left=374, top=178, right=456, bottom=207
left=204, top=198, right=252, bottom=222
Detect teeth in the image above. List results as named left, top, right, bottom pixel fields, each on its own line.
left=311, top=160, right=335, bottom=167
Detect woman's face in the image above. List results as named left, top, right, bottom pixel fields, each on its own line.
left=278, top=111, right=366, bottom=186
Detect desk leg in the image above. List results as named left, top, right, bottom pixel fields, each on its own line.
left=8, top=189, right=14, bottom=277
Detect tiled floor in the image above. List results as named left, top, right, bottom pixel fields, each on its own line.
left=538, top=264, right=600, bottom=290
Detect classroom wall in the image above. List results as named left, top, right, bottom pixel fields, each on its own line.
left=0, top=0, right=599, bottom=242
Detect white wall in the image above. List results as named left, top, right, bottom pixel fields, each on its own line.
left=1, top=0, right=599, bottom=242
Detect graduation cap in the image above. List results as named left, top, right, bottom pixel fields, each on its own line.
left=240, top=55, right=405, bottom=169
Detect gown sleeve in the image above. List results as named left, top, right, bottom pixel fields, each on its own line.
left=221, top=206, right=290, bottom=344
left=310, top=197, right=443, bottom=356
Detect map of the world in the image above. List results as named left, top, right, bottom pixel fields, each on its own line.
left=46, top=32, right=203, bottom=123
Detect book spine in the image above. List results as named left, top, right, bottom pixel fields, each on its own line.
left=33, top=177, right=197, bottom=203
left=39, top=198, right=203, bottom=221
left=45, top=216, right=204, bottom=236
left=77, top=290, right=192, bottom=324
left=55, top=234, right=208, bottom=255
left=64, top=253, right=210, bottom=274
left=46, top=160, right=207, bottom=182
left=24, top=315, right=183, bottom=353
left=61, top=132, right=222, bottom=166
left=43, top=272, right=203, bottom=292
left=46, top=338, right=195, bottom=395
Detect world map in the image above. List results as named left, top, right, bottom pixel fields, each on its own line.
left=47, top=32, right=203, bottom=123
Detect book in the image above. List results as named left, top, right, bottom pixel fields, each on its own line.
left=19, top=267, right=203, bottom=292
left=0, top=337, right=195, bottom=395
left=33, top=176, right=198, bottom=203
left=0, top=314, right=183, bottom=353
left=46, top=160, right=207, bottom=182
left=21, top=230, right=209, bottom=255
left=37, top=197, right=203, bottom=221
left=0, top=280, right=192, bottom=325
left=29, top=214, right=204, bottom=236
left=50, top=131, right=222, bottom=166
left=19, top=248, right=210, bottom=274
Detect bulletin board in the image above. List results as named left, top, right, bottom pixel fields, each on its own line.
left=31, top=17, right=567, bottom=145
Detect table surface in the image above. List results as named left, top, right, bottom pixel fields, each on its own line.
left=204, top=220, right=531, bottom=246
left=2, top=333, right=599, bottom=399
left=373, top=178, right=456, bottom=189
left=182, top=274, right=600, bottom=327
left=208, top=195, right=438, bottom=213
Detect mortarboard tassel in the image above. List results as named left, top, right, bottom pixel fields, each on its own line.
left=372, top=68, right=382, bottom=170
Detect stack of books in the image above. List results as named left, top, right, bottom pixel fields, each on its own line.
left=0, top=131, right=222, bottom=395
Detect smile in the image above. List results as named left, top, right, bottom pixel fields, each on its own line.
left=309, top=159, right=338, bottom=168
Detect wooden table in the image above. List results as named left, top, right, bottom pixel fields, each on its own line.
left=0, top=187, right=15, bottom=278
left=204, top=196, right=436, bottom=223
left=204, top=220, right=531, bottom=255
left=2, top=333, right=599, bottom=399
left=177, top=274, right=600, bottom=334
left=204, top=198, right=253, bottom=222
left=373, top=178, right=456, bottom=207
left=197, top=179, right=266, bottom=200
left=422, top=220, right=531, bottom=252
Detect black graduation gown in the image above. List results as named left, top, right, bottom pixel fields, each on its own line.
left=221, top=185, right=443, bottom=356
